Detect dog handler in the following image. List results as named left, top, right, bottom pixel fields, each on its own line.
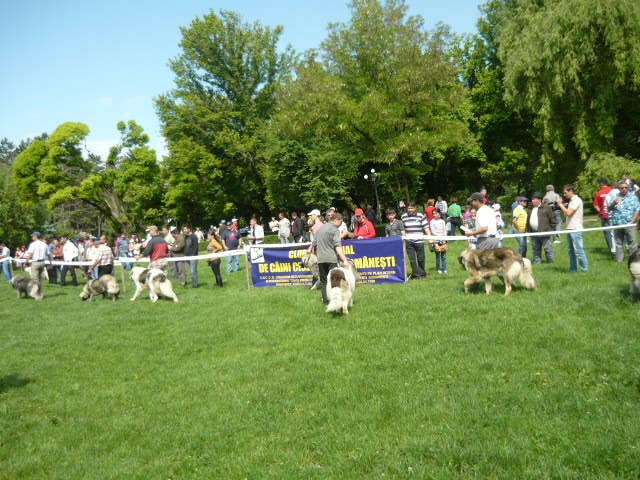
left=466, top=192, right=499, bottom=250
left=24, top=232, right=48, bottom=296
left=310, top=212, right=349, bottom=305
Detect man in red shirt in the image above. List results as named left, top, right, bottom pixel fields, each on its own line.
left=139, top=225, right=169, bottom=268
left=353, top=208, right=377, bottom=239
left=593, top=177, right=615, bottom=256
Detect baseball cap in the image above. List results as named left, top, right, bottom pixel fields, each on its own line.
left=354, top=208, right=364, bottom=216
left=546, top=185, right=554, bottom=191
left=232, top=218, right=238, bottom=222
left=468, top=192, right=484, bottom=202
left=219, top=220, right=226, bottom=224
left=226, top=221, right=232, bottom=226
left=308, top=209, right=321, bottom=216
left=519, top=196, right=529, bottom=202
left=31, top=231, right=41, bottom=237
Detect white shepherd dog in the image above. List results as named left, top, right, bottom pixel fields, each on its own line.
left=130, top=266, right=178, bottom=303
left=326, top=261, right=357, bottom=314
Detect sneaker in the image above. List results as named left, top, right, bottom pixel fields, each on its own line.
left=443, top=270, right=448, bottom=275
left=437, top=270, right=442, bottom=274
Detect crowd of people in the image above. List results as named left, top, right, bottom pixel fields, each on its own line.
left=2, top=177, right=639, bottom=304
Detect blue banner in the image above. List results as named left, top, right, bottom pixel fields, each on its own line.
left=250, top=236, right=406, bottom=288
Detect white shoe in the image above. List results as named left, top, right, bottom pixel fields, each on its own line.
left=437, top=270, right=442, bottom=274
left=553, top=240, right=561, bottom=244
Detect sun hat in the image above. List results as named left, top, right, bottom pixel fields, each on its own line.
left=308, top=209, right=321, bottom=216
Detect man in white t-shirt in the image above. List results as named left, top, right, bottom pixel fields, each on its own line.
left=556, top=184, right=588, bottom=273
left=0, top=242, right=12, bottom=282
left=24, top=232, right=48, bottom=298
left=247, top=217, right=265, bottom=245
left=60, top=235, right=79, bottom=286
left=465, top=193, right=499, bottom=250
left=277, top=213, right=291, bottom=244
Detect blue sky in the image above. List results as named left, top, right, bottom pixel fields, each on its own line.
left=1, top=0, right=482, bottom=159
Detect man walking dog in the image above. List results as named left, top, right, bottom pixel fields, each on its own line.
left=310, top=212, right=349, bottom=305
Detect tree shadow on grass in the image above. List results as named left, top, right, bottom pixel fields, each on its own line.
left=0, top=374, right=31, bottom=394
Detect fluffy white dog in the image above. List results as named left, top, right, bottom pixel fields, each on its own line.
left=130, top=266, right=178, bottom=303
left=326, top=261, right=357, bottom=314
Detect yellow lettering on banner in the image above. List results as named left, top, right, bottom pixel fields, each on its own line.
left=353, top=256, right=397, bottom=269
left=343, top=245, right=355, bottom=255
left=288, top=250, right=307, bottom=259
left=269, top=262, right=292, bottom=273
left=259, top=264, right=269, bottom=273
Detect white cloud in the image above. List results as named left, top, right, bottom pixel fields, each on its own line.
left=98, top=96, right=113, bottom=107
left=122, top=111, right=131, bottom=121
left=84, top=139, right=118, bottom=160
left=125, top=95, right=148, bottom=105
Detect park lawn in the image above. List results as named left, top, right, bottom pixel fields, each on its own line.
left=1, top=220, right=639, bottom=479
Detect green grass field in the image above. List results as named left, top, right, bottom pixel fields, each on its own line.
left=2, top=219, right=639, bottom=479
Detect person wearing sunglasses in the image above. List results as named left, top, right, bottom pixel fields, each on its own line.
left=608, top=180, right=640, bottom=262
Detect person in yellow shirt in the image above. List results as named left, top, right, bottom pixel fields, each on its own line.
left=512, top=197, right=529, bottom=257
left=206, top=232, right=224, bottom=287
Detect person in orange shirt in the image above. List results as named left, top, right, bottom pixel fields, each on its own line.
left=353, top=208, right=376, bottom=239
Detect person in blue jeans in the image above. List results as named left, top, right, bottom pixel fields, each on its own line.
left=221, top=222, right=243, bottom=273
left=556, top=185, right=588, bottom=272
left=0, top=242, right=13, bottom=282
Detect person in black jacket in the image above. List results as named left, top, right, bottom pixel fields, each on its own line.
left=526, top=192, right=557, bottom=264
left=182, top=225, right=200, bottom=288
left=291, top=212, right=304, bottom=243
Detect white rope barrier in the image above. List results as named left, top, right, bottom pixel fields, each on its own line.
left=0, top=223, right=634, bottom=266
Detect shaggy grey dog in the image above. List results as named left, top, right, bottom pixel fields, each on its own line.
left=79, top=274, right=120, bottom=301
left=11, top=275, right=42, bottom=300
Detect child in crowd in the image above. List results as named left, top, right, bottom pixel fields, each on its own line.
left=463, top=207, right=477, bottom=249
left=493, top=203, right=504, bottom=247
left=429, top=208, right=448, bottom=274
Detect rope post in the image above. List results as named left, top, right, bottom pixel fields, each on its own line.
left=119, top=262, right=126, bottom=292
left=244, top=251, right=251, bottom=290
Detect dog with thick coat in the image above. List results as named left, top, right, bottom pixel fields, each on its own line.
left=130, top=266, right=178, bottom=303
left=326, top=261, right=357, bottom=314
left=79, top=274, right=120, bottom=301
left=11, top=275, right=42, bottom=300
left=301, top=252, right=320, bottom=290
left=458, top=247, right=536, bottom=295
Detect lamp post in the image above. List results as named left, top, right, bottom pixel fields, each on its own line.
left=363, top=168, right=381, bottom=221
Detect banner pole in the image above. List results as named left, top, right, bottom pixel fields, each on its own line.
left=402, top=239, right=408, bottom=283
left=244, top=252, right=251, bottom=290
left=120, top=263, right=126, bottom=292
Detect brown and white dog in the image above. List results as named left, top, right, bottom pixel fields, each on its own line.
left=458, top=248, right=536, bottom=295
left=326, top=260, right=357, bottom=314
left=130, top=266, right=178, bottom=303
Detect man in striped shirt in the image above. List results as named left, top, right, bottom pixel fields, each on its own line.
left=89, top=235, right=115, bottom=278
left=401, top=202, right=431, bottom=279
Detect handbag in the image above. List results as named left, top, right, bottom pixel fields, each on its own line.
left=435, top=241, right=448, bottom=253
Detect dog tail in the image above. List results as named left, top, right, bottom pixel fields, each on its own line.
left=326, top=282, right=347, bottom=313
left=518, top=258, right=536, bottom=290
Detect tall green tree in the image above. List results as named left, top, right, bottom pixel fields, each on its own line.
left=156, top=9, right=296, bottom=224
left=499, top=0, right=640, bottom=179
left=13, top=121, right=164, bottom=232
left=265, top=0, right=480, bottom=209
